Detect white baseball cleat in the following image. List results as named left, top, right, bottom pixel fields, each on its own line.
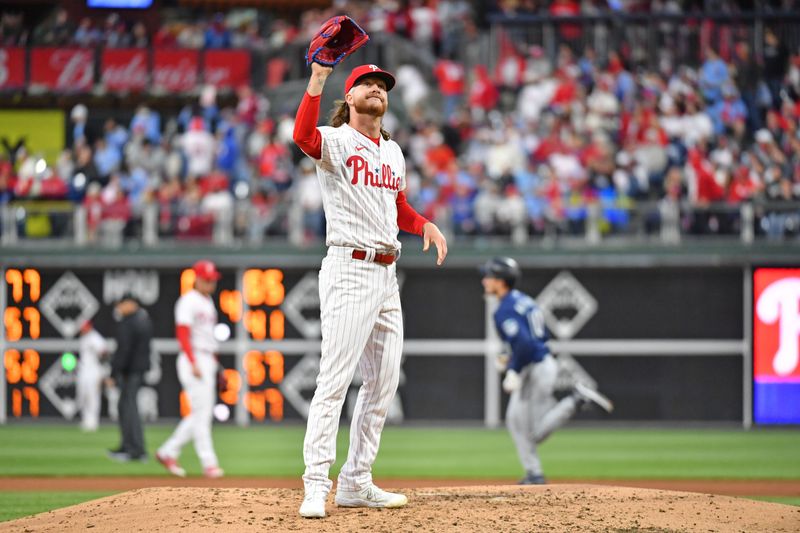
left=299, top=493, right=327, bottom=518
left=203, top=466, right=224, bottom=479
left=335, top=484, right=408, bottom=508
left=574, top=382, right=614, bottom=413
left=155, top=453, right=186, bottom=478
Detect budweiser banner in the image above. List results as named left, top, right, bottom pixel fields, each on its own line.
left=203, top=50, right=251, bottom=88
left=0, top=47, right=25, bottom=89
left=30, top=48, right=94, bottom=91
left=153, top=49, right=198, bottom=92
left=101, top=49, right=148, bottom=92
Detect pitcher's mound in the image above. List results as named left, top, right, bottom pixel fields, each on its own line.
left=4, top=485, right=799, bottom=532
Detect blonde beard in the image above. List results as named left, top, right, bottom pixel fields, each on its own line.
left=352, top=96, right=387, bottom=117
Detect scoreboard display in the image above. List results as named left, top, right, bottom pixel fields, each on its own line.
left=2, top=264, right=496, bottom=425
left=3, top=266, right=320, bottom=423
left=4, top=262, right=774, bottom=425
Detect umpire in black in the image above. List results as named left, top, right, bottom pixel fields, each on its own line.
left=106, top=294, right=153, bottom=462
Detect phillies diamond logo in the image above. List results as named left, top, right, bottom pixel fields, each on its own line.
left=282, top=273, right=321, bottom=339
left=39, top=272, right=99, bottom=338
left=280, top=352, right=405, bottom=423
left=536, top=271, right=597, bottom=339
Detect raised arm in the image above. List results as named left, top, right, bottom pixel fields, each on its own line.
left=293, top=63, right=333, bottom=160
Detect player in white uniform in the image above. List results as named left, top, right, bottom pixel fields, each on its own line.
left=77, top=320, right=109, bottom=432
left=156, top=259, right=224, bottom=479
left=293, top=62, right=448, bottom=518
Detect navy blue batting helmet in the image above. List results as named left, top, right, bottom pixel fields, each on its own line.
left=480, top=257, right=521, bottom=288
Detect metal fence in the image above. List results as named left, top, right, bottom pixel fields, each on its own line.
left=484, top=11, right=800, bottom=75
left=2, top=199, right=798, bottom=249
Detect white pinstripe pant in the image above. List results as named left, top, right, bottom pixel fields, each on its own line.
left=159, top=354, right=220, bottom=468
left=302, top=247, right=404, bottom=496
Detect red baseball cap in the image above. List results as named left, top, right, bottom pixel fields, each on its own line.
left=193, top=259, right=221, bottom=281
left=344, top=64, right=395, bottom=95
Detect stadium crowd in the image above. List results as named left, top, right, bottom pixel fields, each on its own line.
left=1, top=1, right=800, bottom=243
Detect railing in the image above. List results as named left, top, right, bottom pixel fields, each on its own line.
left=2, top=199, right=798, bottom=249
left=484, top=11, right=800, bottom=74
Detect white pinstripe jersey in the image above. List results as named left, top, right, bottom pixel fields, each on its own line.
left=312, top=124, right=406, bottom=251
left=175, top=289, right=218, bottom=356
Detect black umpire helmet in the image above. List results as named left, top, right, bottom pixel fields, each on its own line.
left=480, top=257, right=521, bottom=288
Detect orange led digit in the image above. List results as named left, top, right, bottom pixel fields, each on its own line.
left=265, top=351, right=284, bottom=383
left=243, top=269, right=264, bottom=306
left=246, top=391, right=266, bottom=421
left=23, top=308, right=40, bottom=339
left=21, top=350, right=39, bottom=384
left=219, top=290, right=242, bottom=323
left=24, top=387, right=39, bottom=417
left=244, top=350, right=266, bottom=387
left=179, top=391, right=191, bottom=417
left=265, top=388, right=283, bottom=421
left=6, top=269, right=23, bottom=303
left=220, top=369, right=240, bottom=405
left=12, top=389, right=21, bottom=417
left=23, top=269, right=40, bottom=302
left=264, top=269, right=285, bottom=306
left=4, top=308, right=22, bottom=342
left=4, top=350, right=21, bottom=384
left=180, top=269, right=196, bottom=295
left=8, top=384, right=39, bottom=417
left=245, top=310, right=267, bottom=340
left=269, top=310, right=285, bottom=340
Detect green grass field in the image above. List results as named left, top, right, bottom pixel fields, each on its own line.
left=0, top=492, right=114, bottom=522
left=1, top=424, right=799, bottom=522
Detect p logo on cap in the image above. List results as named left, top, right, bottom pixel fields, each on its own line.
left=344, top=64, right=396, bottom=95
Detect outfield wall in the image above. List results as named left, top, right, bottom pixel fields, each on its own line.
left=1, top=247, right=797, bottom=427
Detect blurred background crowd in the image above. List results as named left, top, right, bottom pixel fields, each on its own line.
left=1, top=0, right=800, bottom=245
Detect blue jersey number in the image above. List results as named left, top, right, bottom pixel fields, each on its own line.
left=514, top=300, right=546, bottom=339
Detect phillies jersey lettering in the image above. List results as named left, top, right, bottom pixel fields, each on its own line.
left=313, top=124, right=406, bottom=251
left=346, top=156, right=400, bottom=190
left=175, top=289, right=218, bottom=356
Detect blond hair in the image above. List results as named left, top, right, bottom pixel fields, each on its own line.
left=328, top=100, right=391, bottom=141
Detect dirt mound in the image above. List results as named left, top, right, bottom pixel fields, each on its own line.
left=3, top=485, right=799, bottom=533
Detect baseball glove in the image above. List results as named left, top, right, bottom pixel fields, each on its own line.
left=306, top=15, right=369, bottom=67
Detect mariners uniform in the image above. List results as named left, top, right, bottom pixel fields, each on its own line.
left=157, top=260, right=223, bottom=478
left=293, top=64, right=438, bottom=518
left=482, top=257, right=613, bottom=484
left=77, top=322, right=108, bottom=432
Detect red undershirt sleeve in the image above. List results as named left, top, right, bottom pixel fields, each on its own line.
left=293, top=92, right=322, bottom=160
left=396, top=190, right=428, bottom=236
left=176, top=325, right=195, bottom=364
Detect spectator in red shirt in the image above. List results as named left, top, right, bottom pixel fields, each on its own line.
left=0, top=155, right=16, bottom=205
left=83, top=182, right=103, bottom=243
left=727, top=165, right=759, bottom=203
left=434, top=57, right=466, bottom=121
left=258, top=136, right=291, bottom=193
left=468, top=65, right=499, bottom=122
left=425, top=130, right=457, bottom=175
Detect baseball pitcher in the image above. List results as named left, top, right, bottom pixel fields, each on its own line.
left=77, top=320, right=109, bottom=432
left=156, top=260, right=224, bottom=479
left=293, top=17, right=448, bottom=519
left=481, top=257, right=614, bottom=484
